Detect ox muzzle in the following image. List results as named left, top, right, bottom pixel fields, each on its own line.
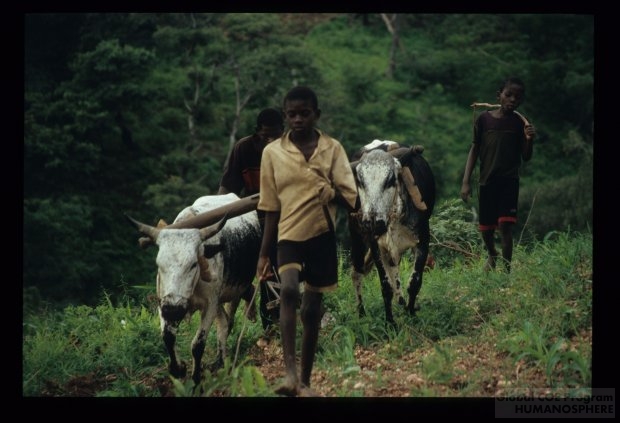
left=160, top=298, right=189, bottom=322
left=360, top=213, right=388, bottom=237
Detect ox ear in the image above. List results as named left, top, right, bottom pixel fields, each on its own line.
left=199, top=213, right=228, bottom=240
left=197, top=253, right=212, bottom=281
left=125, top=213, right=160, bottom=241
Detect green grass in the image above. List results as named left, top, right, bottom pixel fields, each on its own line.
left=22, top=227, right=592, bottom=397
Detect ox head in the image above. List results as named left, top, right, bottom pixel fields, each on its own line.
left=354, top=149, right=402, bottom=236
left=125, top=214, right=227, bottom=323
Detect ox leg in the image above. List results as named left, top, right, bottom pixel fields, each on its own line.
left=190, top=327, right=207, bottom=386
left=209, top=304, right=228, bottom=371
left=349, top=216, right=368, bottom=317
left=241, top=285, right=257, bottom=322
left=380, top=274, right=396, bottom=327
left=162, top=319, right=187, bottom=379
left=191, top=305, right=218, bottom=384
left=407, top=226, right=430, bottom=315
left=383, top=261, right=407, bottom=327
left=407, top=270, right=423, bottom=316
left=371, top=241, right=399, bottom=326
left=376, top=240, right=406, bottom=308
left=211, top=298, right=241, bottom=371
left=351, top=270, right=366, bottom=317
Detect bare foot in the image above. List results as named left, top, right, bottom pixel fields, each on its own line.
left=298, top=385, right=322, bottom=397
left=256, top=325, right=278, bottom=348
left=484, top=254, right=498, bottom=272
left=274, top=376, right=299, bottom=396
left=275, top=384, right=298, bottom=397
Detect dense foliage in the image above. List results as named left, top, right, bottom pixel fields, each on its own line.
left=24, top=13, right=593, bottom=307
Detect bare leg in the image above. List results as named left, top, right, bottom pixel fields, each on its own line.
left=499, top=222, right=514, bottom=273
left=275, top=268, right=300, bottom=396
left=300, top=290, right=323, bottom=387
left=481, top=229, right=498, bottom=271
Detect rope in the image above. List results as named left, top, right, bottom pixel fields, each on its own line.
left=232, top=278, right=260, bottom=368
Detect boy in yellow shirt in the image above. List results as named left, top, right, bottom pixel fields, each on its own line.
left=256, top=86, right=358, bottom=396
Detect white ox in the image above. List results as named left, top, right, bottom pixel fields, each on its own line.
left=349, top=145, right=435, bottom=326
left=126, top=193, right=261, bottom=385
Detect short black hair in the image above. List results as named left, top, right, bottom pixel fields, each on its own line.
left=256, top=108, right=284, bottom=128
left=283, top=86, right=319, bottom=111
left=499, top=77, right=525, bottom=93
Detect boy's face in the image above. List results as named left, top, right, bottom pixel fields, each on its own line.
left=284, top=99, right=320, bottom=134
left=498, top=83, right=525, bottom=112
left=257, top=124, right=283, bottom=143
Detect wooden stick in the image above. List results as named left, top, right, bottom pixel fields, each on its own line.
left=135, top=193, right=260, bottom=249
left=471, top=102, right=531, bottom=138
left=400, top=166, right=427, bottom=211
left=162, top=193, right=260, bottom=230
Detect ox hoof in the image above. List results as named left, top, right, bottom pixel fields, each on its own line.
left=386, top=319, right=398, bottom=331
left=207, top=357, right=224, bottom=372
left=192, top=372, right=203, bottom=387
left=169, top=362, right=188, bottom=379
left=407, top=303, right=421, bottom=316
left=398, top=297, right=407, bottom=307
left=357, top=305, right=366, bottom=318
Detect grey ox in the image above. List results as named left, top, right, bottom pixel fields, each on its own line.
left=126, top=193, right=262, bottom=385
left=349, top=142, right=435, bottom=326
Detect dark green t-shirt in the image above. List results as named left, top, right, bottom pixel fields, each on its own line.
left=474, top=111, right=526, bottom=185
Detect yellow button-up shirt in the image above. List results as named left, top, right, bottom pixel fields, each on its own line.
left=258, top=129, right=358, bottom=242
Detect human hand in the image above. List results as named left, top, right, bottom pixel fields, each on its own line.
left=525, top=124, right=536, bottom=141
left=460, top=182, right=471, bottom=203
left=256, top=256, right=273, bottom=282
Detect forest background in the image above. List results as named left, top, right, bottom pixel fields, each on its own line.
left=23, top=13, right=593, bottom=309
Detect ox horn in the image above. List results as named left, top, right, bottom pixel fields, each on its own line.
left=196, top=214, right=228, bottom=282
left=125, top=214, right=161, bottom=245
left=199, top=213, right=229, bottom=240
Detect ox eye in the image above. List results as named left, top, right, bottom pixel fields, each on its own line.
left=384, top=172, right=396, bottom=188
left=190, top=262, right=197, bottom=270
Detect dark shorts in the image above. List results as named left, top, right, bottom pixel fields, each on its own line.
left=277, top=231, right=338, bottom=293
left=478, top=177, right=519, bottom=230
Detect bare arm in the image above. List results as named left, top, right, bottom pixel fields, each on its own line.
left=521, top=124, right=536, bottom=162
left=256, top=211, right=280, bottom=281
left=460, top=143, right=479, bottom=203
